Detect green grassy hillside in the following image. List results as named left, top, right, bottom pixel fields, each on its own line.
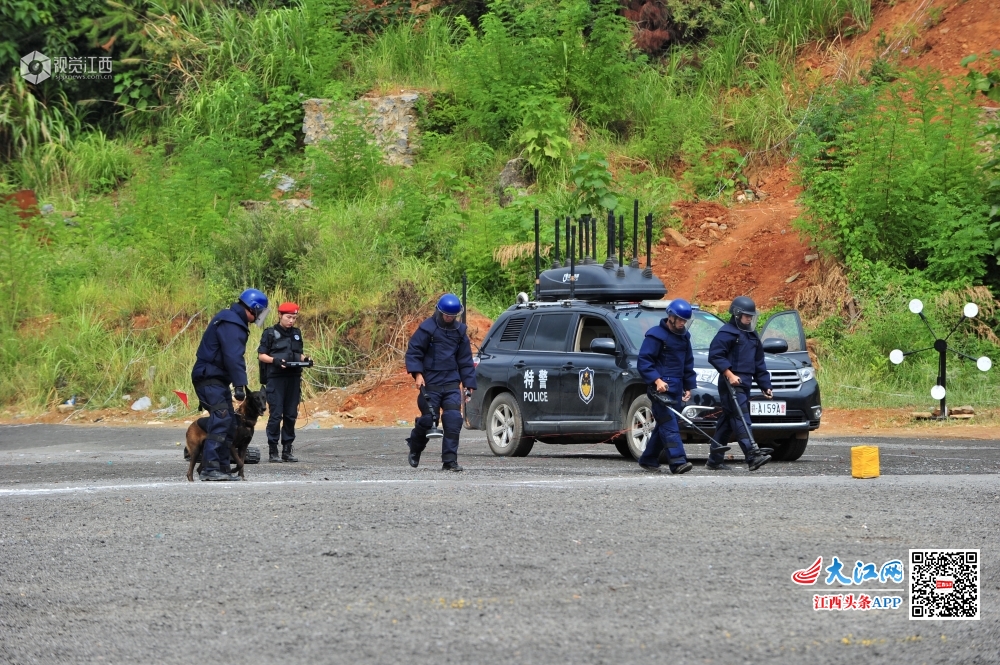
left=1, top=0, right=999, bottom=414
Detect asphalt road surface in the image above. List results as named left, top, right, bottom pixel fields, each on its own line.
left=2, top=424, right=999, bottom=664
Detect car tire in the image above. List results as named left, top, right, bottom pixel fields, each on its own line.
left=486, top=393, right=534, bottom=457
left=771, top=434, right=808, bottom=461
left=624, top=394, right=656, bottom=461
left=613, top=439, right=634, bottom=459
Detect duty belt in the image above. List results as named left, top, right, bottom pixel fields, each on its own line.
left=424, top=382, right=460, bottom=392
left=193, top=378, right=228, bottom=390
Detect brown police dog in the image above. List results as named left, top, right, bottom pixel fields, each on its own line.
left=185, top=389, right=267, bottom=481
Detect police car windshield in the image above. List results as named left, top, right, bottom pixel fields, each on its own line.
left=615, top=309, right=724, bottom=350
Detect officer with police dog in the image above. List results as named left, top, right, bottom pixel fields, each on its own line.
left=404, top=294, right=476, bottom=472
left=707, top=295, right=773, bottom=471
left=258, top=302, right=309, bottom=463
left=191, top=289, right=269, bottom=481
left=635, top=299, right=696, bottom=474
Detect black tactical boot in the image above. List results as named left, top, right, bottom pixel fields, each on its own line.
left=282, top=446, right=298, bottom=463
left=442, top=461, right=463, bottom=472
left=408, top=449, right=420, bottom=468
left=705, top=460, right=734, bottom=471
left=670, top=462, right=693, bottom=475
left=199, top=461, right=229, bottom=481
left=747, top=452, right=772, bottom=471
left=638, top=463, right=662, bottom=473
left=269, top=445, right=281, bottom=463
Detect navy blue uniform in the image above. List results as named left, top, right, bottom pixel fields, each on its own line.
left=707, top=320, right=772, bottom=464
left=257, top=324, right=305, bottom=456
left=404, top=313, right=477, bottom=464
left=636, top=319, right=697, bottom=470
left=191, top=304, right=251, bottom=471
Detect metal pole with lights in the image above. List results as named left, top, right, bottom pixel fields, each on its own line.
left=888, top=299, right=993, bottom=419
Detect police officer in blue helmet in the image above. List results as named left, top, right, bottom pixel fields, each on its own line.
left=404, top=293, right=477, bottom=471
left=707, top=295, right=773, bottom=471
left=191, top=288, right=269, bottom=481
left=635, top=299, right=696, bottom=474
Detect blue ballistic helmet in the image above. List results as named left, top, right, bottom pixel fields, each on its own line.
left=239, top=288, right=270, bottom=326
left=666, top=298, right=693, bottom=321
left=436, top=293, right=463, bottom=317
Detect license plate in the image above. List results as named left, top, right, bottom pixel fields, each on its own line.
left=750, top=401, right=786, bottom=416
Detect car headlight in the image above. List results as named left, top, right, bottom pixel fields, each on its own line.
left=695, top=368, right=719, bottom=384
left=798, top=366, right=816, bottom=383
left=811, top=405, right=823, bottom=419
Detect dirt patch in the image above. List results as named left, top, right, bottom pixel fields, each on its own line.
left=801, top=0, right=1000, bottom=95
left=862, top=0, right=1000, bottom=79
left=654, top=166, right=814, bottom=309
left=819, top=407, right=1000, bottom=439
left=7, top=403, right=1000, bottom=442
left=299, top=310, right=496, bottom=428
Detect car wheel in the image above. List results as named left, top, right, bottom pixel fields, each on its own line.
left=771, top=434, right=808, bottom=461
left=486, top=393, right=534, bottom=457
left=625, top=394, right=655, bottom=460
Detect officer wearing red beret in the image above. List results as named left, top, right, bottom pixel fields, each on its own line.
left=257, top=302, right=309, bottom=462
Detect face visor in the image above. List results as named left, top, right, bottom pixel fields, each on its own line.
left=665, top=314, right=689, bottom=333
left=254, top=306, right=270, bottom=327
left=734, top=310, right=758, bottom=331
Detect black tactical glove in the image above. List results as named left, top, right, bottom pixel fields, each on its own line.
left=234, top=385, right=246, bottom=401
left=277, top=358, right=288, bottom=370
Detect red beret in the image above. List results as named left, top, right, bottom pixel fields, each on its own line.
left=277, top=302, right=299, bottom=314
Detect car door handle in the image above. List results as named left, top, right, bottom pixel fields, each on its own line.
left=513, top=361, right=527, bottom=369
left=562, top=362, right=574, bottom=370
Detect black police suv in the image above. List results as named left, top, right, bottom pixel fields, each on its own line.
left=465, top=262, right=821, bottom=462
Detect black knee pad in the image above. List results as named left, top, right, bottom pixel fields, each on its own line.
left=416, top=414, right=435, bottom=429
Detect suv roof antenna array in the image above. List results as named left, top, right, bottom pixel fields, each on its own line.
left=617, top=214, right=625, bottom=278
left=569, top=222, right=577, bottom=299
left=630, top=200, right=640, bottom=269
left=587, top=215, right=592, bottom=264
left=604, top=210, right=616, bottom=269
left=552, top=217, right=561, bottom=269
left=565, top=216, right=571, bottom=269
left=645, top=213, right=654, bottom=277
left=533, top=209, right=540, bottom=301
left=592, top=216, right=598, bottom=266
left=531, top=207, right=667, bottom=302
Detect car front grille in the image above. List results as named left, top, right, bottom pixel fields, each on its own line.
left=755, top=369, right=801, bottom=390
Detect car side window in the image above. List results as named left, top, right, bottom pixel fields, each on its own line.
left=521, top=313, right=573, bottom=352
left=494, top=316, right=528, bottom=351
left=574, top=316, right=617, bottom=352
left=759, top=311, right=805, bottom=352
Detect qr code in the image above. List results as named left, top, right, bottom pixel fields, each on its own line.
left=909, top=549, right=980, bottom=620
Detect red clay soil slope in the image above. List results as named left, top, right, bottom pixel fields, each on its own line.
left=653, top=166, right=815, bottom=311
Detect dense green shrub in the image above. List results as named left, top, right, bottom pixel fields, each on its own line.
left=796, top=71, right=993, bottom=284
left=211, top=207, right=320, bottom=293
left=304, top=106, right=385, bottom=202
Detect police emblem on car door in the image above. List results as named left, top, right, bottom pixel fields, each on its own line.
left=578, top=368, right=595, bottom=404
